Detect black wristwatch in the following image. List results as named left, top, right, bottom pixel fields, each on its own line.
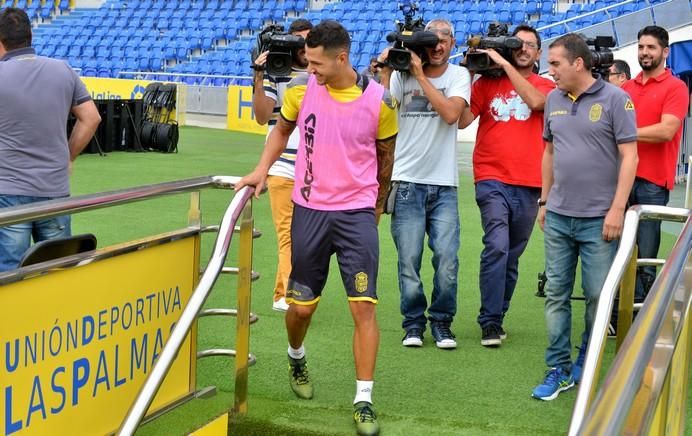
left=537, top=199, right=547, bottom=207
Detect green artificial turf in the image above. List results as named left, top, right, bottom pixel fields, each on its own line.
left=66, top=126, right=688, bottom=435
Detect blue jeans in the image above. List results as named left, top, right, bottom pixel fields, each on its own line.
left=0, top=194, right=71, bottom=272
left=475, top=181, right=540, bottom=328
left=390, top=182, right=459, bottom=331
left=629, top=178, right=669, bottom=300
left=543, top=211, right=617, bottom=370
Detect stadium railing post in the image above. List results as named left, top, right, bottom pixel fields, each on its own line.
left=234, top=200, right=254, bottom=415
left=616, top=245, right=637, bottom=351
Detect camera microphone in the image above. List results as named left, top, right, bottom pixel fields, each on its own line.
left=467, top=36, right=482, bottom=48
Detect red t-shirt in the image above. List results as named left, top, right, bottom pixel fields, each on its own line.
left=470, top=73, right=556, bottom=187
left=622, top=69, right=690, bottom=190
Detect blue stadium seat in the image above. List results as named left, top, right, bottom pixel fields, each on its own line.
left=512, top=12, right=527, bottom=24
left=96, top=47, right=110, bottom=58
left=68, top=45, right=82, bottom=57
left=477, top=0, right=490, bottom=11
left=469, top=20, right=483, bottom=34
left=177, top=46, right=188, bottom=60
left=509, top=1, right=525, bottom=14
left=201, top=32, right=215, bottom=50
left=576, top=16, right=595, bottom=27
left=540, top=1, right=555, bottom=15
left=482, top=11, right=497, bottom=24
left=69, top=58, right=83, bottom=69
left=40, top=5, right=53, bottom=20
left=138, top=56, right=150, bottom=71
left=616, top=3, right=637, bottom=15
left=225, top=26, right=238, bottom=40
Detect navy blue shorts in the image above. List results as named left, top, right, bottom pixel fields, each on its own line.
left=286, top=204, right=379, bottom=305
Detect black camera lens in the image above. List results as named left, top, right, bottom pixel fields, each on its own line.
left=388, top=48, right=411, bottom=71
left=591, top=50, right=614, bottom=68
left=266, top=52, right=293, bottom=77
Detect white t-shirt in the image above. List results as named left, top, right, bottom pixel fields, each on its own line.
left=390, top=64, right=471, bottom=187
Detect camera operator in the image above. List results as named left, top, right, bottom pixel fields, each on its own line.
left=607, top=59, right=630, bottom=87
left=532, top=33, right=637, bottom=401
left=378, top=18, right=470, bottom=350
left=621, top=26, right=689, bottom=302
left=457, top=24, right=555, bottom=348
left=251, top=18, right=312, bottom=312
left=361, top=56, right=381, bottom=82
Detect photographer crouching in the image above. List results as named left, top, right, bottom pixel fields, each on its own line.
left=378, top=15, right=470, bottom=350
left=458, top=24, right=555, bottom=348
left=251, top=18, right=312, bottom=312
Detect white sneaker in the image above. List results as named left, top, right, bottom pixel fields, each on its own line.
left=272, top=297, right=289, bottom=312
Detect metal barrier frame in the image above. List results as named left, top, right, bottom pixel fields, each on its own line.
left=568, top=205, right=691, bottom=435
left=117, top=180, right=257, bottom=435
left=0, top=176, right=258, bottom=434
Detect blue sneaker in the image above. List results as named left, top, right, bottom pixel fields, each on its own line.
left=572, top=343, right=587, bottom=384
left=532, top=367, right=574, bottom=401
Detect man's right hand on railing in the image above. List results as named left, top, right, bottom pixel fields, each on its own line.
left=235, top=169, right=267, bottom=199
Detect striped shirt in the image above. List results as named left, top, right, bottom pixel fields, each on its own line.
left=265, top=68, right=304, bottom=179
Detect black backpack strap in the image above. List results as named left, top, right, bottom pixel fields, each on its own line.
left=356, top=71, right=370, bottom=92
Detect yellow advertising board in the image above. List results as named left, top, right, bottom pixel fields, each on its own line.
left=80, top=77, right=153, bottom=101
left=226, top=85, right=268, bottom=135
left=0, top=236, right=198, bottom=435
left=189, top=413, right=228, bottom=436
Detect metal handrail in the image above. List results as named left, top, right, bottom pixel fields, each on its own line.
left=568, top=204, right=690, bottom=435
left=535, top=0, right=641, bottom=32
left=575, top=215, right=692, bottom=434
left=117, top=185, right=255, bottom=436
left=0, top=175, right=240, bottom=226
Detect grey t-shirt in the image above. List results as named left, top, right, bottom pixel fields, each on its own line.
left=543, top=79, right=637, bottom=217
left=390, top=64, right=471, bottom=187
left=0, top=48, right=91, bottom=197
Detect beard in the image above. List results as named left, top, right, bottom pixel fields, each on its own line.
left=293, top=52, right=308, bottom=69
left=639, top=54, right=663, bottom=71
left=513, top=51, right=536, bottom=70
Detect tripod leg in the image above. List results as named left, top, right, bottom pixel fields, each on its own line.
left=124, top=104, right=145, bottom=152
left=93, top=134, right=106, bottom=157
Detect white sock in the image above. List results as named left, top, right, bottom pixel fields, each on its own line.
left=354, top=380, right=374, bottom=404
left=288, top=344, right=305, bottom=359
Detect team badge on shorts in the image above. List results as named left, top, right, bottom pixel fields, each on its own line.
left=589, top=103, right=603, bottom=122
left=355, top=272, right=368, bottom=293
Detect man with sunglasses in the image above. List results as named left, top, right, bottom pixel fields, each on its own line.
left=378, top=18, right=470, bottom=350
left=458, top=24, right=555, bottom=347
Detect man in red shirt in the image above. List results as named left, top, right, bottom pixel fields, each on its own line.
left=459, top=24, right=555, bottom=347
left=622, top=25, right=690, bottom=300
